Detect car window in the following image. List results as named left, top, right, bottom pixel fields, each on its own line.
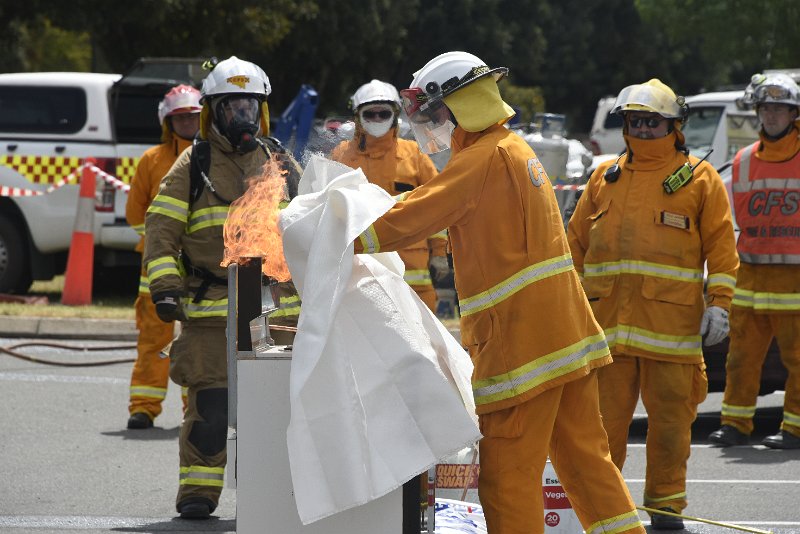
left=113, top=90, right=163, bottom=144
left=0, top=86, right=87, bottom=134
left=683, top=106, right=724, bottom=151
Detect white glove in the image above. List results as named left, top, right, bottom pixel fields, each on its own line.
left=429, top=255, right=451, bottom=283
left=700, top=306, right=729, bottom=346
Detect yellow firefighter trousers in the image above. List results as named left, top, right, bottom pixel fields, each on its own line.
left=598, top=355, right=707, bottom=514
left=722, top=308, right=800, bottom=437
left=478, top=371, right=644, bottom=534
left=413, top=284, right=437, bottom=312
left=128, top=294, right=182, bottom=418
left=169, top=321, right=229, bottom=510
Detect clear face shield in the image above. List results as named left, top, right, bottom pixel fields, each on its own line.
left=214, top=95, right=262, bottom=152
left=400, top=88, right=455, bottom=154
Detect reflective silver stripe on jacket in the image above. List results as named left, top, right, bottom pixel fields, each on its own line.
left=187, top=206, right=230, bottom=234
left=584, top=259, right=703, bottom=283
left=148, top=194, right=189, bottom=223
left=460, top=254, right=574, bottom=316
left=472, top=333, right=609, bottom=406
left=605, top=324, right=701, bottom=356
left=184, top=298, right=228, bottom=318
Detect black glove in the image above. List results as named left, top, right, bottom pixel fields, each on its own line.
left=152, top=291, right=183, bottom=323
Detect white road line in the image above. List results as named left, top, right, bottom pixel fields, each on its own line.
left=0, top=371, right=126, bottom=385
left=628, top=443, right=718, bottom=448
left=626, top=479, right=800, bottom=484
left=0, top=515, right=234, bottom=529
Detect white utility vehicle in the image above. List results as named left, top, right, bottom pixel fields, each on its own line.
left=0, top=58, right=204, bottom=293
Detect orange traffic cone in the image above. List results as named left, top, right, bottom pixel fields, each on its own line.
left=62, top=158, right=97, bottom=306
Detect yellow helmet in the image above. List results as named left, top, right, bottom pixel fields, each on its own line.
left=611, top=78, right=687, bottom=119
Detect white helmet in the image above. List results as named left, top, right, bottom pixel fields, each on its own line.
left=200, top=56, right=271, bottom=102
left=351, top=80, right=401, bottom=111
left=408, top=51, right=507, bottom=107
left=741, top=72, right=800, bottom=109
left=157, top=84, right=202, bottom=124
left=400, top=51, right=507, bottom=154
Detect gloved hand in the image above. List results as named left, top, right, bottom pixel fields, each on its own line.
left=152, top=291, right=184, bottom=323
left=700, top=306, right=729, bottom=346
left=429, top=255, right=451, bottom=283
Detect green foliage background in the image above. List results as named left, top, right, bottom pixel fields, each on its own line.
left=1, top=0, right=798, bottom=132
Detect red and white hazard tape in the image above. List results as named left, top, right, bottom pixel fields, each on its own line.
left=552, top=183, right=586, bottom=191
left=88, top=164, right=131, bottom=193
left=0, top=185, right=44, bottom=197
left=0, top=162, right=129, bottom=198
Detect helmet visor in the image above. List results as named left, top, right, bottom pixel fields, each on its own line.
left=400, top=88, right=454, bottom=154
left=216, top=95, right=261, bottom=126
left=755, top=84, right=793, bottom=102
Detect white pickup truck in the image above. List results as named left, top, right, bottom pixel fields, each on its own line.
left=0, top=58, right=204, bottom=293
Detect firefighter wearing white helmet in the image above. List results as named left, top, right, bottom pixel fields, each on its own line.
left=331, top=80, right=448, bottom=311
left=709, top=72, right=800, bottom=451
left=568, top=78, right=738, bottom=528
left=125, top=84, right=201, bottom=431
left=143, top=56, right=302, bottom=519
left=353, top=51, right=645, bottom=533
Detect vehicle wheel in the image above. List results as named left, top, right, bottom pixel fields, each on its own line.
left=0, top=212, right=32, bottom=294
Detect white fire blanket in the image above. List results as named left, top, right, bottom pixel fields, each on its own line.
left=279, top=156, right=481, bottom=524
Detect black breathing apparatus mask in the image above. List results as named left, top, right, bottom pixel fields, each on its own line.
left=214, top=95, right=261, bottom=153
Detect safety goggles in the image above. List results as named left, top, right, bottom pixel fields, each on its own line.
left=754, top=84, right=793, bottom=101
left=359, top=107, right=394, bottom=121
left=627, top=116, right=665, bottom=129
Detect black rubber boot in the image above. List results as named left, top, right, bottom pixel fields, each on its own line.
left=178, top=498, right=215, bottom=519
left=762, top=430, right=800, bottom=449
left=651, top=507, right=685, bottom=530
left=708, top=425, right=748, bottom=446
left=127, top=412, right=153, bottom=429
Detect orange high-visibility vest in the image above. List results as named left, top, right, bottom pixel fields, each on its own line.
left=732, top=142, right=800, bottom=264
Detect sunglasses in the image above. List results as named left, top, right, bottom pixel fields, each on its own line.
left=628, top=116, right=665, bottom=128
left=360, top=109, right=394, bottom=120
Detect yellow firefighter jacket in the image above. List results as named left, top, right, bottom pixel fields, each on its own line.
left=567, top=132, right=739, bottom=363
left=143, top=127, right=302, bottom=323
left=330, top=129, right=447, bottom=288
left=126, top=133, right=192, bottom=253
left=732, top=126, right=800, bottom=314
left=355, top=124, right=612, bottom=414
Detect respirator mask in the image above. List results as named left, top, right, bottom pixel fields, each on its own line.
left=214, top=95, right=261, bottom=153
left=359, top=104, right=395, bottom=138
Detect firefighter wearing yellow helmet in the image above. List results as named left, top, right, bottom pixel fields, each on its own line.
left=568, top=79, right=739, bottom=529
left=126, top=84, right=201, bottom=430
left=143, top=56, right=302, bottom=519
left=354, top=51, right=645, bottom=534
left=709, top=72, right=800, bottom=450
left=330, top=79, right=448, bottom=312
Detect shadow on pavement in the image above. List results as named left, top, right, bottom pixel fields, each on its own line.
left=102, top=426, right=181, bottom=441
left=112, top=517, right=236, bottom=532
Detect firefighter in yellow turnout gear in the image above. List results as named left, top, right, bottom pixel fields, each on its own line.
left=125, top=85, right=200, bottom=429
left=330, top=79, right=448, bottom=312
left=709, top=73, right=800, bottom=450
left=568, top=79, right=738, bottom=529
left=355, top=51, right=644, bottom=534
left=143, top=57, right=302, bottom=519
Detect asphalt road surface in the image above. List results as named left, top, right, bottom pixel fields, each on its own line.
left=1, top=336, right=798, bottom=533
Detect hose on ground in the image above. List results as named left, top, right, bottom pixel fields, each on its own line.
left=0, top=341, right=136, bottom=367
